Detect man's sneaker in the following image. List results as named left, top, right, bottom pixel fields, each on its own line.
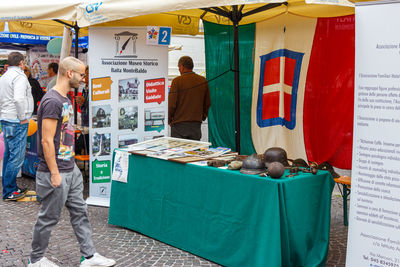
left=27, top=257, right=60, bottom=267
left=3, top=191, right=26, bottom=201
left=80, top=253, right=116, bottom=267
left=17, top=187, right=28, bottom=194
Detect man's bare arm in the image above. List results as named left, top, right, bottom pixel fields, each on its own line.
left=42, top=118, right=62, bottom=187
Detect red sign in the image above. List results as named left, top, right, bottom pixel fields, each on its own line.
left=145, top=78, right=165, bottom=104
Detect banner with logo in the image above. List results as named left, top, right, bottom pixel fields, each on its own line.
left=26, top=46, right=87, bottom=87
left=87, top=27, right=168, bottom=206
left=347, top=1, right=400, bottom=266
left=251, top=14, right=354, bottom=168
left=252, top=14, right=317, bottom=160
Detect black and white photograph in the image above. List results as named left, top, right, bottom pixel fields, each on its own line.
left=119, top=106, right=138, bottom=130
left=119, top=77, right=140, bottom=101
left=92, top=132, right=111, bottom=156
left=92, top=105, right=112, bottom=128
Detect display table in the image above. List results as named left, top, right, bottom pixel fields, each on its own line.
left=109, top=153, right=334, bottom=267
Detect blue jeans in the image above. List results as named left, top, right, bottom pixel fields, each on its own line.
left=1, top=121, right=29, bottom=199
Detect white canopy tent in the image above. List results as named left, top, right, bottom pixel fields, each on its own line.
left=0, top=0, right=79, bottom=21
left=1, top=0, right=355, bottom=35
left=74, top=0, right=354, bottom=27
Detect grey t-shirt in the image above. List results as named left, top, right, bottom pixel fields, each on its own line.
left=37, top=90, right=75, bottom=172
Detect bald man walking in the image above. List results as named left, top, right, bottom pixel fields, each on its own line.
left=28, top=57, right=115, bottom=267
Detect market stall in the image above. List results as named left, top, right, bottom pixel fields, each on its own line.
left=109, top=151, right=334, bottom=267
left=0, top=2, right=354, bottom=265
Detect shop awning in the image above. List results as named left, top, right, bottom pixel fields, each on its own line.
left=75, top=0, right=354, bottom=29
left=1, top=0, right=357, bottom=36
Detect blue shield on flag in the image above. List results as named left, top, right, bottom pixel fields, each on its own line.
left=256, top=49, right=304, bottom=130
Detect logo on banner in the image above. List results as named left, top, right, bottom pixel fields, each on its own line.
left=85, top=2, right=102, bottom=13
left=114, top=31, right=138, bottom=57
left=83, top=2, right=107, bottom=25
left=147, top=26, right=159, bottom=46
left=92, top=77, right=112, bottom=101
left=256, top=49, right=304, bottom=130
left=99, top=186, right=107, bottom=195
left=145, top=78, right=165, bottom=104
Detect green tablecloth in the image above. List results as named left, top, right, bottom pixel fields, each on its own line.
left=109, top=154, right=334, bottom=267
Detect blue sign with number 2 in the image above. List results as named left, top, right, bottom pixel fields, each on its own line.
left=158, top=27, right=171, bottom=45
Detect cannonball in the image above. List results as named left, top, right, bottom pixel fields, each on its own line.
left=267, top=162, right=285, bottom=179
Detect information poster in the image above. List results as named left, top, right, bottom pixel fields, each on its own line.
left=26, top=46, right=87, bottom=87
left=347, top=2, right=400, bottom=266
left=87, top=27, right=168, bottom=206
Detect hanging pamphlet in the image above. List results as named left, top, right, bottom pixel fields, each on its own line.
left=112, top=150, right=129, bottom=183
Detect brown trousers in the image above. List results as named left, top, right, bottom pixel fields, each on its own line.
left=171, top=121, right=202, bottom=141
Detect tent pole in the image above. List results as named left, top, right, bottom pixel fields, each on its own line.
left=53, top=19, right=82, bottom=134
left=233, top=21, right=240, bottom=154
left=74, top=24, right=79, bottom=58
left=74, top=24, right=80, bottom=124
left=231, top=6, right=241, bottom=154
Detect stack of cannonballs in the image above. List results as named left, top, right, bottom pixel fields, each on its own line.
left=238, top=147, right=289, bottom=179
left=228, top=147, right=339, bottom=179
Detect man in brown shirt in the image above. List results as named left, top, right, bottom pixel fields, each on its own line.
left=168, top=56, right=211, bottom=140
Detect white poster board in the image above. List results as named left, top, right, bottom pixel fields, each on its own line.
left=347, top=2, right=400, bottom=266
left=87, top=27, right=168, bottom=206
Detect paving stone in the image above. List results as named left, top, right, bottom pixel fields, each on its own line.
left=0, top=176, right=349, bottom=266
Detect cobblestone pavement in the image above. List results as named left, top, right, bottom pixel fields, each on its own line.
left=0, top=176, right=349, bottom=267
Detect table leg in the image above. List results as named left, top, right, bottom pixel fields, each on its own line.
left=343, top=184, right=348, bottom=226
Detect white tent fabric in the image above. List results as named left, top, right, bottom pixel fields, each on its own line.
left=0, top=0, right=355, bottom=28
left=0, top=0, right=80, bottom=21
left=75, top=0, right=354, bottom=27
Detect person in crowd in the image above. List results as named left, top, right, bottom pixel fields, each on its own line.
left=28, top=56, right=115, bottom=267
left=24, top=65, right=45, bottom=115
left=0, top=64, right=8, bottom=76
left=46, top=62, right=58, bottom=91
left=0, top=52, right=33, bottom=201
left=168, top=56, right=211, bottom=140
left=75, top=65, right=89, bottom=155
